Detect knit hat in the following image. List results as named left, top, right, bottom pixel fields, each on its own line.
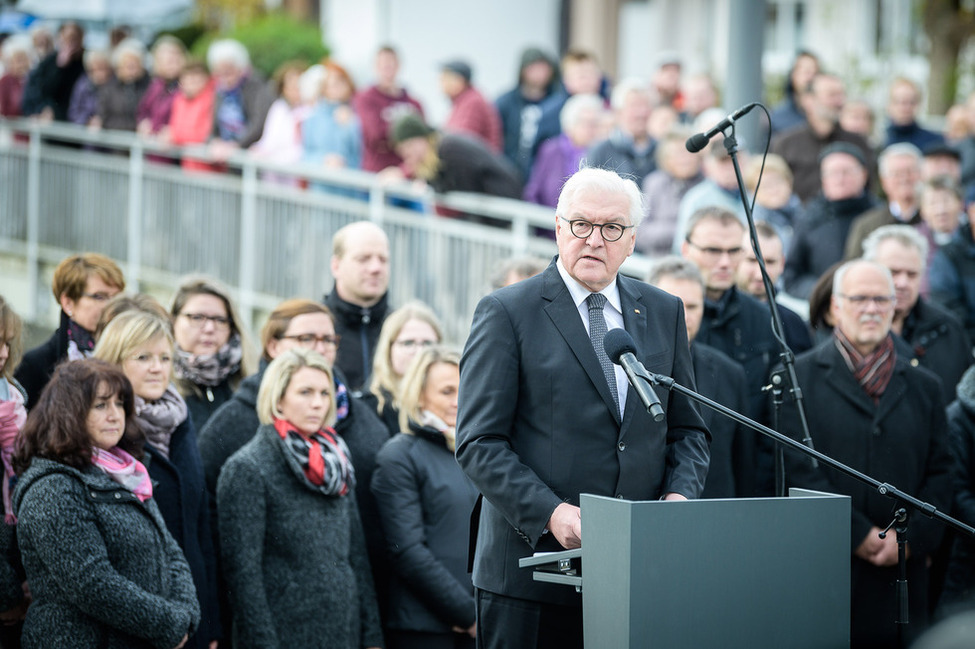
left=818, top=142, right=868, bottom=169
left=519, top=47, right=552, bottom=70
left=441, top=60, right=472, bottom=83
left=391, top=113, right=435, bottom=145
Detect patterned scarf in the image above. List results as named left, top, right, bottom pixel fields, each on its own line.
left=0, top=383, right=27, bottom=523
left=834, top=329, right=896, bottom=404
left=135, top=385, right=188, bottom=459
left=173, top=333, right=243, bottom=388
left=418, top=409, right=456, bottom=452
left=273, top=418, right=355, bottom=496
left=65, top=314, right=96, bottom=361
left=90, top=446, right=153, bottom=502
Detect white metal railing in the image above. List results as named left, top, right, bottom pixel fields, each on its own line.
left=0, top=118, right=653, bottom=344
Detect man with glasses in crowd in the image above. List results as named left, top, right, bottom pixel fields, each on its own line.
left=781, top=259, right=952, bottom=648
left=456, top=167, right=709, bottom=649
left=680, top=206, right=780, bottom=494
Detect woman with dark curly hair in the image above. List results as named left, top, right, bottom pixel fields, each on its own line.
left=12, top=359, right=199, bottom=649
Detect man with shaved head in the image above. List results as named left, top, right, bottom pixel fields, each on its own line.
left=323, top=221, right=391, bottom=394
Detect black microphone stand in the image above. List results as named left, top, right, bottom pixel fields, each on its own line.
left=719, top=118, right=819, bottom=489
left=636, top=362, right=975, bottom=643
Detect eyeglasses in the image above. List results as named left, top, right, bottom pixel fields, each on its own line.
left=280, top=333, right=341, bottom=348
left=127, top=352, right=173, bottom=367
left=559, top=217, right=634, bottom=242
left=836, top=294, right=896, bottom=309
left=394, top=339, right=437, bottom=350
left=83, top=292, right=117, bottom=302
left=684, top=240, right=744, bottom=258
left=180, top=313, right=231, bottom=329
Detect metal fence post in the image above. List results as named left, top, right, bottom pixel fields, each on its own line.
left=127, top=139, right=144, bottom=293
left=238, top=158, right=258, bottom=330
left=25, top=123, right=41, bottom=321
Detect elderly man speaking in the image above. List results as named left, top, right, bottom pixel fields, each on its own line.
left=456, top=167, right=710, bottom=649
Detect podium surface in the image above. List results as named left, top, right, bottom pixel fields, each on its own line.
left=575, top=490, right=850, bottom=648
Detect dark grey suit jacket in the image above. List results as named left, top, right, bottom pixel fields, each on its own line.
left=455, top=261, right=710, bottom=605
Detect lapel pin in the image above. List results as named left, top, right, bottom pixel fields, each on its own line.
left=634, top=309, right=641, bottom=314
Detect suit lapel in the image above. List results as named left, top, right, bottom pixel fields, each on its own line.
left=875, top=363, right=908, bottom=424
left=542, top=267, right=621, bottom=423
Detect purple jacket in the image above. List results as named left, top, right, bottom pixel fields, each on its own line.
left=137, top=77, right=178, bottom=133
left=522, top=134, right=586, bottom=208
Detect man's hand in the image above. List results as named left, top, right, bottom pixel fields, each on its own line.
left=548, top=503, right=582, bottom=549
left=663, top=492, right=688, bottom=501
left=855, top=526, right=907, bottom=567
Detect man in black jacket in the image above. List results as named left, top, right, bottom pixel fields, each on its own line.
left=863, top=224, right=973, bottom=403
left=650, top=256, right=754, bottom=498
left=323, top=221, right=391, bottom=395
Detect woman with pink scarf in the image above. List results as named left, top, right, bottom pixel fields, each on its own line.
left=0, top=296, right=28, bottom=647
left=12, top=359, right=199, bottom=648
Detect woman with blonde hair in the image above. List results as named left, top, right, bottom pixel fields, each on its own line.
left=95, top=311, right=220, bottom=649
left=366, top=301, right=443, bottom=435
left=371, top=347, right=477, bottom=648
left=169, top=276, right=254, bottom=431
left=218, top=348, right=383, bottom=649
left=198, top=298, right=391, bottom=640
left=15, top=252, right=125, bottom=409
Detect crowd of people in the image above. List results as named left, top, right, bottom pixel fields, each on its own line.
left=4, top=18, right=975, bottom=649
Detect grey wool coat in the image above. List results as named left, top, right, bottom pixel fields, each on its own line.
left=13, top=457, right=201, bottom=649
left=217, top=425, right=384, bottom=649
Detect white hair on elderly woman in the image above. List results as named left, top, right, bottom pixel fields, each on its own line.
left=206, top=39, right=250, bottom=71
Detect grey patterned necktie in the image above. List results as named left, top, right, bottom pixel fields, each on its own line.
left=586, top=293, right=620, bottom=411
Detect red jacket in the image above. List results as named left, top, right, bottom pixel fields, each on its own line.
left=445, top=85, right=503, bottom=153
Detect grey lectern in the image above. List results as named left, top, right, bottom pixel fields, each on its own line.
left=521, top=489, right=851, bottom=649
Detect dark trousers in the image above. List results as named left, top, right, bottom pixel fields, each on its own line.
left=475, top=589, right=583, bottom=649
left=387, top=629, right=475, bottom=649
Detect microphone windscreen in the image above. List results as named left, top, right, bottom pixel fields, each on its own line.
left=603, top=328, right=636, bottom=364
left=685, top=133, right=710, bottom=154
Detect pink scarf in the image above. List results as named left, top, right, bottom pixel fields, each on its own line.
left=0, top=388, right=27, bottom=524
left=90, top=447, right=153, bottom=502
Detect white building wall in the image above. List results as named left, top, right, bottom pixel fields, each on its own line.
left=322, top=0, right=562, bottom=127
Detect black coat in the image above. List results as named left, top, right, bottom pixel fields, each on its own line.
left=13, top=458, right=200, bottom=648
left=697, top=287, right=778, bottom=423
left=181, top=378, right=234, bottom=435
left=691, top=343, right=754, bottom=498
left=145, top=417, right=220, bottom=649
left=941, top=366, right=975, bottom=613
left=433, top=133, right=523, bottom=199
left=784, top=193, right=877, bottom=298
left=782, top=339, right=953, bottom=647
left=371, top=421, right=479, bottom=633
left=323, top=290, right=390, bottom=395
left=899, top=298, right=973, bottom=405
left=14, top=311, right=71, bottom=411
left=20, top=50, right=85, bottom=120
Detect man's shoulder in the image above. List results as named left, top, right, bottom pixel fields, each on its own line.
left=915, top=297, right=968, bottom=333
left=693, top=342, right=745, bottom=376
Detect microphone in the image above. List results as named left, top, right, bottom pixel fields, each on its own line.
left=603, top=328, right=665, bottom=422
left=685, top=102, right=760, bottom=153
